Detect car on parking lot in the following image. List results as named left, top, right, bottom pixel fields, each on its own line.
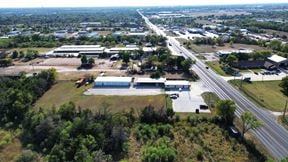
left=200, top=105, right=208, bottom=110
left=254, top=72, right=259, bottom=75
left=171, top=93, right=179, bottom=97
left=170, top=94, right=178, bottom=99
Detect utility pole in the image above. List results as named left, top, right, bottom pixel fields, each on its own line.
left=283, top=100, right=288, bottom=120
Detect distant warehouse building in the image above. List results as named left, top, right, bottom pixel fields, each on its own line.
left=165, top=80, right=190, bottom=90
left=50, top=45, right=105, bottom=57
left=94, top=76, right=132, bottom=87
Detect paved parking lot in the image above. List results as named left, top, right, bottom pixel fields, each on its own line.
left=222, top=71, right=287, bottom=81
left=84, top=87, right=164, bottom=96
left=84, top=81, right=212, bottom=113
left=166, top=81, right=211, bottom=113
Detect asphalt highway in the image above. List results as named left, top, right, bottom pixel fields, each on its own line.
left=138, top=10, right=288, bottom=160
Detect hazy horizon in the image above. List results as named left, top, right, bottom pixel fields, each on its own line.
left=1, top=0, right=288, bottom=8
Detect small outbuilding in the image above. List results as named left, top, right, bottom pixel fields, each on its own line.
left=94, top=76, right=132, bottom=87
left=165, top=80, right=190, bottom=90
left=267, top=55, right=288, bottom=68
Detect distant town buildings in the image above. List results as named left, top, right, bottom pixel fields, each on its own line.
left=46, top=45, right=157, bottom=57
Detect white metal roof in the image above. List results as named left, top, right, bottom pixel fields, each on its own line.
left=54, top=45, right=105, bottom=53
left=128, top=32, right=147, bottom=36
left=142, top=47, right=157, bottom=52
left=95, top=77, right=132, bottom=83
left=135, top=78, right=166, bottom=83
left=60, top=45, right=102, bottom=48
left=108, top=47, right=139, bottom=51
left=165, top=80, right=190, bottom=86
left=268, top=55, right=287, bottom=63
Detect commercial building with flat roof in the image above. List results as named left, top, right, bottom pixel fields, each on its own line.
left=50, top=45, right=105, bottom=56
left=165, top=80, right=190, bottom=89
left=94, top=76, right=132, bottom=87
left=47, top=45, right=158, bottom=57
left=105, top=47, right=139, bottom=54
left=267, top=55, right=288, bottom=68
left=135, top=78, right=166, bottom=87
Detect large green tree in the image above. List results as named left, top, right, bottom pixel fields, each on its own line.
left=216, top=100, right=237, bottom=125
left=240, top=111, right=262, bottom=135
left=280, top=76, right=288, bottom=96
left=181, top=58, right=195, bottom=73
left=122, top=52, right=130, bottom=64
left=81, top=55, right=88, bottom=64
left=225, top=55, right=238, bottom=67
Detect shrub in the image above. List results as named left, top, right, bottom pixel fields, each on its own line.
left=16, top=150, right=38, bottom=162
left=142, top=137, right=176, bottom=162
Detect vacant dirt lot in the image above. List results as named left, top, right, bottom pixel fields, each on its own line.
left=39, top=58, right=81, bottom=66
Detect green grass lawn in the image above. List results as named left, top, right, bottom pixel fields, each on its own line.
left=34, top=81, right=166, bottom=113
left=206, top=61, right=230, bottom=76
left=229, top=80, right=288, bottom=112
left=201, top=92, right=220, bottom=114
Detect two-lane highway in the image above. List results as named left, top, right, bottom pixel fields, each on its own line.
left=138, top=10, right=288, bottom=160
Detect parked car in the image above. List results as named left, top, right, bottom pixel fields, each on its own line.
left=137, top=70, right=145, bottom=75
left=170, top=94, right=178, bottom=99
left=171, top=93, right=179, bottom=97
left=254, top=72, right=259, bottom=75
left=200, top=105, right=208, bottom=110
left=229, top=126, right=240, bottom=137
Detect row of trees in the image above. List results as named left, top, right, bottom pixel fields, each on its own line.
left=220, top=51, right=272, bottom=67
left=0, top=34, right=167, bottom=49
left=140, top=47, right=196, bottom=78
left=11, top=49, right=39, bottom=61
left=0, top=69, right=56, bottom=127
left=0, top=8, right=145, bottom=33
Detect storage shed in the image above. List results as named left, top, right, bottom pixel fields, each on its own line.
left=94, top=77, right=132, bottom=87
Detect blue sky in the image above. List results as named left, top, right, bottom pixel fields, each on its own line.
left=1, top=0, right=288, bottom=8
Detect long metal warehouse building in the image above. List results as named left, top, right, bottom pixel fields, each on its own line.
left=94, top=76, right=132, bottom=87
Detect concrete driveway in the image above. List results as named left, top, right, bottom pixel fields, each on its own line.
left=84, top=87, right=164, bottom=96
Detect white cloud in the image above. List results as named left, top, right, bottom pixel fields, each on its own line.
left=0, top=0, right=288, bottom=8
